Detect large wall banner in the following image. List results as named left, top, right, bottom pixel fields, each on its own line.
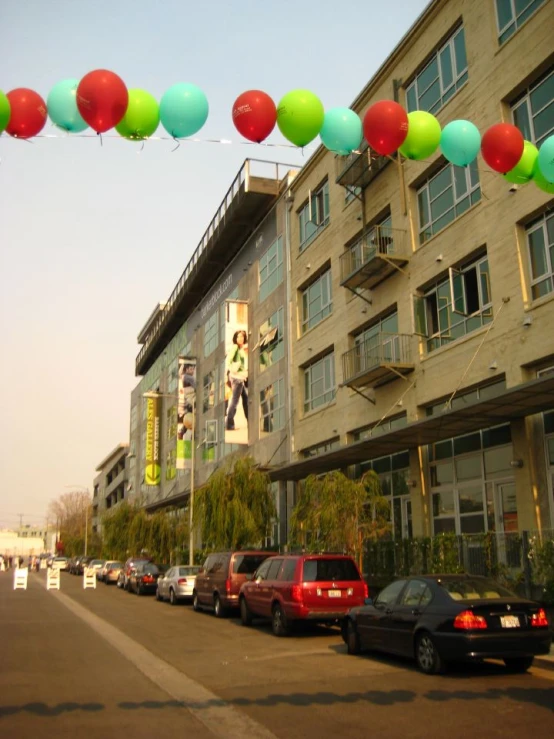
left=145, top=395, right=161, bottom=486
left=224, top=300, right=249, bottom=445
left=177, top=357, right=196, bottom=469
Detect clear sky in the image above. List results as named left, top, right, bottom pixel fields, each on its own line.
left=0, top=0, right=429, bottom=529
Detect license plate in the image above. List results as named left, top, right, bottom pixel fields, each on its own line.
left=500, top=615, right=520, bottom=628
left=328, top=590, right=341, bottom=598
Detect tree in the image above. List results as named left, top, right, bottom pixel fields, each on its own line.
left=194, top=455, right=277, bottom=550
left=48, top=491, right=92, bottom=556
left=289, top=470, right=390, bottom=571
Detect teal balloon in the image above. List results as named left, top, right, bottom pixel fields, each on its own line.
left=47, top=79, right=88, bottom=133
left=537, top=135, right=554, bottom=183
left=0, top=90, right=10, bottom=133
left=320, top=107, right=362, bottom=155
left=160, top=83, right=209, bottom=138
left=440, top=119, right=481, bottom=167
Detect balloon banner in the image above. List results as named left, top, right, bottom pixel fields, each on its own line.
left=399, top=111, right=441, bottom=160
left=116, top=88, right=159, bottom=140
left=440, top=119, right=481, bottom=167
left=320, top=107, right=362, bottom=155
left=232, top=90, right=276, bottom=143
left=533, top=158, right=554, bottom=194
left=277, top=89, right=324, bottom=147
left=504, top=141, right=538, bottom=185
left=537, top=135, right=554, bottom=184
left=363, top=100, right=408, bottom=156
left=5, top=88, right=47, bottom=138
left=47, top=79, right=88, bottom=133
left=481, top=123, right=524, bottom=174
left=77, top=69, right=128, bottom=133
left=0, top=90, right=11, bottom=134
left=160, top=83, right=209, bottom=138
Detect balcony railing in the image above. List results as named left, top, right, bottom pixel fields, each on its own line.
left=340, top=226, right=409, bottom=290
left=335, top=140, right=391, bottom=190
left=342, top=332, right=414, bottom=388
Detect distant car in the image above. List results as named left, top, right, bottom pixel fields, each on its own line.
left=239, top=553, right=367, bottom=636
left=342, top=574, right=552, bottom=674
left=128, top=563, right=165, bottom=595
left=51, top=556, right=69, bottom=571
left=121, top=556, right=153, bottom=591
left=87, top=559, right=105, bottom=577
left=157, top=565, right=202, bottom=605
left=99, top=561, right=123, bottom=583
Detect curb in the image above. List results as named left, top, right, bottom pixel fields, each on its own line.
left=534, top=656, right=554, bottom=671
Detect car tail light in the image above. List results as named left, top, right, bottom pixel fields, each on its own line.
left=143, top=575, right=154, bottom=583
left=531, top=609, right=549, bottom=627
left=225, top=578, right=231, bottom=594
left=177, top=578, right=187, bottom=585
left=454, top=610, right=487, bottom=630
left=291, top=585, right=303, bottom=602
left=363, top=583, right=369, bottom=599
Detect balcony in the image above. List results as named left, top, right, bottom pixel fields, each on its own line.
left=340, top=226, right=409, bottom=291
left=342, top=333, right=414, bottom=389
left=335, top=140, right=391, bottom=190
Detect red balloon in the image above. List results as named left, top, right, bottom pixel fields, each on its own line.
left=232, top=90, right=276, bottom=143
left=5, top=88, right=47, bottom=138
left=481, top=123, right=524, bottom=174
left=363, top=100, right=408, bottom=156
left=77, top=69, right=128, bottom=133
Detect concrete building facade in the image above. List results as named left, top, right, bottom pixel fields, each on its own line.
left=92, top=443, right=129, bottom=533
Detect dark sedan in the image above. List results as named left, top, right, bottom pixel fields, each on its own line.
left=128, top=563, right=166, bottom=595
left=342, top=574, right=551, bottom=674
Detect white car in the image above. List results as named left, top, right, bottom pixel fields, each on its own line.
left=156, top=565, right=201, bottom=605
left=51, top=556, right=69, bottom=571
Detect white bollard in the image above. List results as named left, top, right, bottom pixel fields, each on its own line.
left=83, top=567, right=97, bottom=589
left=13, top=568, right=28, bottom=590
left=46, top=567, right=60, bottom=590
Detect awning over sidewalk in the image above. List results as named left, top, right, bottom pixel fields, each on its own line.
left=269, top=375, right=554, bottom=482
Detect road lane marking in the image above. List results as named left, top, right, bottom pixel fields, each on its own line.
left=45, top=585, right=278, bottom=739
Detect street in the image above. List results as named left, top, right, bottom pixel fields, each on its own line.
left=1, top=570, right=553, bottom=738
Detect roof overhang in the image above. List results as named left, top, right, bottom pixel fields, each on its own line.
left=269, top=375, right=554, bottom=482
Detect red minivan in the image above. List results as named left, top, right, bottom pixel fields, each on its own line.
left=239, top=553, right=368, bottom=636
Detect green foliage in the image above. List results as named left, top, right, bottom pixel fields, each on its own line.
left=529, top=536, right=554, bottom=604
left=290, top=469, right=391, bottom=569
left=193, top=455, right=276, bottom=550
left=101, top=502, right=138, bottom=560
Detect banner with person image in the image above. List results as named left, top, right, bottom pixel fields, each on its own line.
left=176, top=357, right=196, bottom=469
left=224, top=300, right=249, bottom=445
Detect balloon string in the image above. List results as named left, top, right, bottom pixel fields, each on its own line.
left=171, top=136, right=181, bottom=153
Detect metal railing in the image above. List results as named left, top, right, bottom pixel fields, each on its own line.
left=335, top=140, right=391, bottom=189
left=342, top=332, right=412, bottom=384
left=340, top=226, right=407, bottom=284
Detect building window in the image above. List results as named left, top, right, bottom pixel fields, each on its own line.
left=299, top=181, right=330, bottom=252
left=260, top=377, right=285, bottom=435
left=259, top=236, right=284, bottom=302
left=304, top=353, right=335, bottom=413
left=259, top=307, right=284, bottom=371
left=345, top=186, right=361, bottom=205
left=354, top=311, right=399, bottom=363
left=301, top=437, right=340, bottom=458
left=301, top=269, right=332, bottom=334
left=495, top=0, right=547, bottom=45
left=204, top=312, right=218, bottom=358
left=202, top=420, right=218, bottom=462
left=203, top=370, right=216, bottom=413
left=526, top=212, right=554, bottom=300
left=130, top=404, right=138, bottom=433
left=219, top=288, right=239, bottom=344
left=414, top=254, right=492, bottom=352
left=353, top=414, right=407, bottom=441
left=417, top=161, right=481, bottom=244
left=512, top=67, right=554, bottom=149
left=426, top=379, right=506, bottom=417
left=358, top=451, right=412, bottom=540
left=406, top=26, right=468, bottom=114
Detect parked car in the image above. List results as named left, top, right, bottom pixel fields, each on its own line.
left=100, top=560, right=123, bottom=584
left=128, top=563, right=165, bottom=595
left=193, top=551, right=275, bottom=617
left=67, top=556, right=79, bottom=574
left=342, top=574, right=552, bottom=675
left=51, top=556, right=69, bottom=571
left=239, top=553, right=367, bottom=636
left=75, top=556, right=93, bottom=575
left=157, top=565, right=202, bottom=605
left=87, top=559, right=105, bottom=577
left=120, top=556, right=153, bottom=591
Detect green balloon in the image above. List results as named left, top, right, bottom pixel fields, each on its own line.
left=533, top=157, right=554, bottom=194
left=0, top=90, right=11, bottom=134
left=399, top=111, right=441, bottom=160
left=504, top=140, right=538, bottom=184
left=277, top=89, right=324, bottom=147
left=115, top=88, right=160, bottom=140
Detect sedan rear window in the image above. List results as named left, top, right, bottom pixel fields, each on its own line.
left=233, top=555, right=270, bottom=574
left=178, top=566, right=201, bottom=576
left=143, top=564, right=160, bottom=574
left=302, top=558, right=360, bottom=582
left=439, top=577, right=517, bottom=601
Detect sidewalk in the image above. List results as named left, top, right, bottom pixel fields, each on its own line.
left=535, top=643, right=554, bottom=671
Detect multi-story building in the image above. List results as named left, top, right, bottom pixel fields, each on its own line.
left=129, top=160, right=298, bottom=548
left=92, top=443, right=129, bottom=533
left=270, top=0, right=554, bottom=540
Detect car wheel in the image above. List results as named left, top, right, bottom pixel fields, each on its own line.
left=169, top=589, right=178, bottom=606
left=415, top=632, right=444, bottom=675
left=214, top=594, right=227, bottom=618
left=272, top=604, right=290, bottom=637
left=504, top=656, right=534, bottom=673
left=193, top=592, right=200, bottom=612
left=240, top=597, right=253, bottom=626
left=346, top=620, right=361, bottom=655
left=137, top=585, right=143, bottom=596
left=155, top=587, right=162, bottom=601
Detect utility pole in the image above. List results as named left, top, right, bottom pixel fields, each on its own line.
left=85, top=506, right=88, bottom=556
left=18, top=513, right=23, bottom=529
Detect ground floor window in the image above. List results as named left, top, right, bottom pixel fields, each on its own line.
left=358, top=450, right=412, bottom=539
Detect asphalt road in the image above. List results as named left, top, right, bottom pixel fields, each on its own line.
left=1, top=569, right=553, bottom=738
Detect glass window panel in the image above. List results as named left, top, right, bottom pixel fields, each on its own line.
left=544, top=410, right=554, bottom=434
left=453, top=433, right=481, bottom=455
left=419, top=80, right=441, bottom=112
left=373, top=457, right=392, bottom=475
left=418, top=190, right=430, bottom=229
left=453, top=28, right=467, bottom=75
left=528, top=227, right=547, bottom=278
left=496, top=0, right=514, bottom=31
left=429, top=167, right=452, bottom=200
left=433, top=490, right=455, bottom=516
left=534, top=102, right=554, bottom=145
left=458, top=485, right=483, bottom=513
left=434, top=517, right=456, bottom=534
left=392, top=451, right=410, bottom=470
left=431, top=461, right=454, bottom=486
left=530, top=72, right=554, bottom=114
left=460, top=513, right=485, bottom=534
left=418, top=58, right=439, bottom=95
left=430, top=188, right=454, bottom=222
left=482, top=424, right=512, bottom=448
left=439, top=46, right=454, bottom=91
left=455, top=454, right=482, bottom=481
left=513, top=101, right=532, bottom=140
left=431, top=210, right=455, bottom=236
left=484, top=446, right=513, bottom=478
left=434, top=440, right=453, bottom=461
left=406, top=85, right=417, bottom=113
left=547, top=437, right=554, bottom=464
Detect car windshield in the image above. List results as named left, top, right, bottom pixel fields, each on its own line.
left=233, top=555, right=269, bottom=574
left=178, top=566, right=201, bottom=576
left=302, top=558, right=360, bottom=582
left=439, top=577, right=517, bottom=601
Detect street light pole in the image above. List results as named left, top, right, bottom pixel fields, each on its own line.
left=85, top=506, right=88, bottom=556
left=189, top=397, right=195, bottom=566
